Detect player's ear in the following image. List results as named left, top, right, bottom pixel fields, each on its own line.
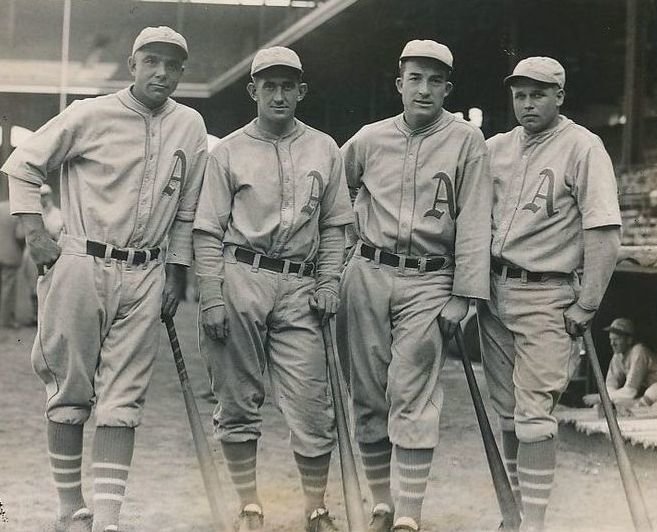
left=297, top=82, right=308, bottom=101
left=444, top=81, right=454, bottom=97
left=556, top=88, right=565, bottom=106
left=247, top=81, right=257, bottom=101
left=395, top=77, right=403, bottom=95
left=128, top=55, right=137, bottom=76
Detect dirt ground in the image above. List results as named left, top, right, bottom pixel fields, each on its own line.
left=1, top=301, right=656, bottom=532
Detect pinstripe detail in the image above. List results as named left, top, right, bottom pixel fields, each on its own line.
left=517, top=466, right=555, bottom=476
left=363, top=462, right=390, bottom=472
left=49, top=452, right=82, bottom=461
left=94, top=478, right=127, bottom=487
left=397, top=490, right=425, bottom=500
left=54, top=480, right=82, bottom=489
left=51, top=466, right=82, bottom=474
left=398, top=476, right=431, bottom=485
left=398, top=463, right=431, bottom=472
left=92, top=462, right=131, bottom=472
left=520, top=480, right=553, bottom=491
left=522, top=495, right=549, bottom=506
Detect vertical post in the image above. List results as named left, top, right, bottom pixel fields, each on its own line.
left=621, top=0, right=637, bottom=170
left=59, top=0, right=72, bottom=113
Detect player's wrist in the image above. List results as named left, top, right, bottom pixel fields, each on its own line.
left=575, top=299, right=598, bottom=312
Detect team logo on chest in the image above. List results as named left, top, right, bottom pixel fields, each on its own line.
left=301, top=170, right=324, bottom=215
left=522, top=168, right=560, bottom=217
left=163, top=150, right=186, bottom=196
left=424, top=172, right=456, bottom=221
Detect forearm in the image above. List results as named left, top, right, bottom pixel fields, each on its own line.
left=577, top=226, right=621, bottom=310
left=192, top=230, right=225, bottom=311
left=315, top=225, right=345, bottom=294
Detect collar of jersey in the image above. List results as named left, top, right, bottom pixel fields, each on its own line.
left=520, top=114, right=572, bottom=146
left=118, top=86, right=175, bottom=117
left=244, top=117, right=306, bottom=143
left=395, top=109, right=454, bottom=137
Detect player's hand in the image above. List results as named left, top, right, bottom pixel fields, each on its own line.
left=201, top=306, right=229, bottom=340
left=161, top=264, right=186, bottom=319
left=309, top=289, right=339, bottom=325
left=21, top=215, right=61, bottom=273
left=563, top=302, right=596, bottom=337
left=582, top=393, right=601, bottom=406
left=438, top=295, right=469, bottom=339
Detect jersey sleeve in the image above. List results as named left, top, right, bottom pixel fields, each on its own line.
left=573, top=143, right=622, bottom=230
left=167, top=122, right=209, bottom=266
left=625, top=345, right=651, bottom=392
left=3, top=101, right=85, bottom=214
left=452, top=131, right=492, bottom=300
left=340, top=130, right=366, bottom=191
left=318, top=141, right=354, bottom=229
left=605, top=354, right=625, bottom=392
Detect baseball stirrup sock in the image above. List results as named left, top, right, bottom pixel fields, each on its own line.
left=294, top=451, right=331, bottom=514
left=517, top=438, right=556, bottom=528
left=47, top=421, right=87, bottom=517
left=395, top=446, right=434, bottom=526
left=359, top=439, right=393, bottom=509
left=501, top=430, right=522, bottom=509
left=222, top=440, right=260, bottom=508
left=91, top=426, right=135, bottom=532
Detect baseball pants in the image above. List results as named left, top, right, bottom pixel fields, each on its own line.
left=0, top=263, right=19, bottom=326
left=477, top=271, right=580, bottom=442
left=339, top=251, right=452, bottom=449
left=32, top=234, right=165, bottom=427
left=199, top=251, right=336, bottom=458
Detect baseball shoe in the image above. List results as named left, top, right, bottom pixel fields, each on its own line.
left=306, top=507, right=339, bottom=532
left=235, top=503, right=264, bottom=531
left=391, top=516, right=419, bottom=532
left=368, top=503, right=394, bottom=532
left=54, top=507, right=93, bottom=532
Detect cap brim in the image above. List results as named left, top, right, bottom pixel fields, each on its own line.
left=400, top=55, right=453, bottom=70
left=603, top=326, right=632, bottom=335
left=134, top=40, right=188, bottom=59
left=251, top=63, right=303, bottom=77
left=504, top=73, right=559, bottom=87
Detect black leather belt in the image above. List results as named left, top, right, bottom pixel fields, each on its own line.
left=86, top=240, right=160, bottom=264
left=358, top=243, right=449, bottom=272
left=234, top=247, right=315, bottom=276
left=491, top=259, right=570, bottom=282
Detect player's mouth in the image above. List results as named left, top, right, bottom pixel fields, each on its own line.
left=150, top=83, right=169, bottom=91
left=414, top=100, right=433, bottom=107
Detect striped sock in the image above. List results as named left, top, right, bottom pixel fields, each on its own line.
left=359, top=439, right=393, bottom=510
left=47, top=421, right=87, bottom=518
left=395, top=446, right=434, bottom=527
left=517, top=438, right=556, bottom=530
left=91, top=426, right=135, bottom=532
left=221, top=441, right=260, bottom=509
left=501, top=430, right=522, bottom=510
left=294, top=452, right=332, bottom=515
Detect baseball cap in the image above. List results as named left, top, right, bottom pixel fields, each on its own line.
left=251, top=47, right=303, bottom=77
left=504, top=56, right=565, bottom=88
left=399, top=39, right=453, bottom=70
left=39, top=184, right=53, bottom=196
left=132, top=26, right=188, bottom=59
left=604, top=318, right=635, bottom=336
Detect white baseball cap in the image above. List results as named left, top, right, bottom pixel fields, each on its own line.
left=251, top=47, right=303, bottom=77
left=132, top=26, right=188, bottom=59
left=604, top=318, right=635, bottom=336
left=399, top=39, right=453, bottom=69
left=504, top=57, right=565, bottom=88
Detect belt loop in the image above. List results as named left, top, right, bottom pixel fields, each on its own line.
left=251, top=253, right=261, bottom=273
left=143, top=249, right=151, bottom=270
left=355, top=241, right=363, bottom=258
left=520, top=269, right=528, bottom=283
left=418, top=257, right=427, bottom=274
left=126, top=248, right=135, bottom=270
left=103, top=243, right=113, bottom=267
left=297, top=261, right=306, bottom=278
left=398, top=254, right=406, bottom=275
left=282, top=259, right=290, bottom=280
left=373, top=248, right=381, bottom=269
left=501, top=264, right=508, bottom=281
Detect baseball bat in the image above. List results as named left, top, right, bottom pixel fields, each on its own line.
left=582, top=330, right=653, bottom=532
left=163, top=316, right=230, bottom=532
left=322, top=318, right=368, bottom=532
left=454, top=326, right=522, bottom=531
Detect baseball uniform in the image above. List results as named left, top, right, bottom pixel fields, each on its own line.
left=606, top=343, right=657, bottom=404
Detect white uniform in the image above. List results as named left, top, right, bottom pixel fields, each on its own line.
left=2, top=88, right=208, bottom=426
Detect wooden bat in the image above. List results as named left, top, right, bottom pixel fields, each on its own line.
left=322, top=318, right=368, bottom=532
left=455, top=326, right=522, bottom=531
left=163, top=316, right=230, bottom=532
left=582, top=330, right=653, bottom=532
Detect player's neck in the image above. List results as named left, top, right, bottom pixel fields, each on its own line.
left=403, top=109, right=443, bottom=131
left=256, top=117, right=296, bottom=138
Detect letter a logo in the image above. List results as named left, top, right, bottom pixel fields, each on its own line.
left=163, top=150, right=186, bottom=196
left=522, top=168, right=559, bottom=217
left=424, top=172, right=456, bottom=221
left=301, top=171, right=324, bottom=216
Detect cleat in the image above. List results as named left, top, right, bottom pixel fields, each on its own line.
left=391, top=516, right=419, bottom=532
left=54, top=508, right=93, bottom=532
left=306, top=507, right=339, bottom=532
left=368, top=503, right=394, bottom=532
left=235, top=503, right=264, bottom=531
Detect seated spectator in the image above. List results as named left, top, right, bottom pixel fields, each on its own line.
left=583, top=318, right=657, bottom=408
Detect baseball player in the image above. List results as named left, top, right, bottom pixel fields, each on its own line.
left=193, top=47, right=352, bottom=531
left=1, top=26, right=207, bottom=532
left=583, top=318, right=657, bottom=408
left=477, top=57, right=622, bottom=531
left=339, top=40, right=492, bottom=532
